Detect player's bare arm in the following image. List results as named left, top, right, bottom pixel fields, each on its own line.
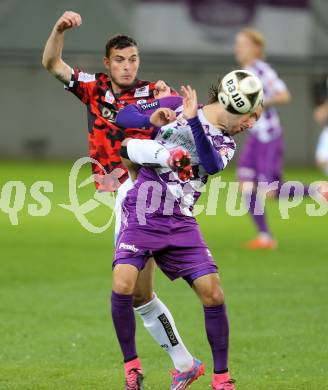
left=42, top=11, right=82, bottom=85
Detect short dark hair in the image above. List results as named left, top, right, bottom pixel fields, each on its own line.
left=105, top=34, right=138, bottom=57
left=208, top=79, right=221, bottom=104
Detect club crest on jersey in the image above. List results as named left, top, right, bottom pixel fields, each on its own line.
left=162, top=128, right=174, bottom=140
left=134, top=85, right=150, bottom=98
left=105, top=90, right=115, bottom=104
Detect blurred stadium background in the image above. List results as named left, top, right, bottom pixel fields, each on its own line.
left=1, top=0, right=328, bottom=162
left=0, top=0, right=328, bottom=161
left=1, top=1, right=327, bottom=389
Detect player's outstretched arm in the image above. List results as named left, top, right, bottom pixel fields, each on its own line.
left=116, top=103, right=177, bottom=129
left=42, top=11, right=82, bottom=85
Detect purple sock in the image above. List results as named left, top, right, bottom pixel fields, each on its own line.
left=204, top=304, right=229, bottom=373
left=111, top=291, right=137, bottom=362
left=247, top=191, right=270, bottom=235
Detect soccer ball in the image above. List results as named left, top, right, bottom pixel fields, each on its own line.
left=218, top=70, right=263, bottom=114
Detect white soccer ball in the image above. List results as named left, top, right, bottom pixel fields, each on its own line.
left=218, top=70, right=263, bottom=114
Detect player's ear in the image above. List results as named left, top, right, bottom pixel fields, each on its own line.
left=103, top=56, right=110, bottom=70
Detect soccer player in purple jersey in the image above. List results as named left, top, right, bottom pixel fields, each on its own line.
left=234, top=28, right=291, bottom=250
left=112, top=71, right=263, bottom=389
left=42, top=11, right=196, bottom=388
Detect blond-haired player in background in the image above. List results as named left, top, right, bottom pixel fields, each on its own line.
left=234, top=28, right=291, bottom=249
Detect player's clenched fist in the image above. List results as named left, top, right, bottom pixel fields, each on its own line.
left=54, top=11, right=82, bottom=33
left=150, top=108, right=176, bottom=127
left=154, top=80, right=171, bottom=99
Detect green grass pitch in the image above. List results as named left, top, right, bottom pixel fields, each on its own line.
left=0, top=162, right=327, bottom=389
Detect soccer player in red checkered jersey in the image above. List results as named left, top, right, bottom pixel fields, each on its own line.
left=42, top=11, right=197, bottom=390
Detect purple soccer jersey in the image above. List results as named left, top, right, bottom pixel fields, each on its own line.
left=247, top=59, right=287, bottom=143
left=238, top=133, right=284, bottom=183
left=238, top=59, right=287, bottom=182
left=113, top=97, right=236, bottom=281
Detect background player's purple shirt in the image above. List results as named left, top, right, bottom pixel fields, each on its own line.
left=247, top=59, right=288, bottom=143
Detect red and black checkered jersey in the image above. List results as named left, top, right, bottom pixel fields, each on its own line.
left=66, top=67, right=176, bottom=191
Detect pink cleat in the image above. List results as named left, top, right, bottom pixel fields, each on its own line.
left=170, top=358, right=205, bottom=389
left=124, top=358, right=144, bottom=390
left=212, top=373, right=236, bottom=390
left=167, top=148, right=193, bottom=182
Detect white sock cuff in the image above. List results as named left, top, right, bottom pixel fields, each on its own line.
left=134, top=293, right=159, bottom=315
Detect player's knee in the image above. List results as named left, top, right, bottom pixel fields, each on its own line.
left=112, top=278, right=135, bottom=295
left=239, top=181, right=254, bottom=193
left=202, top=286, right=225, bottom=307
left=133, top=292, right=153, bottom=308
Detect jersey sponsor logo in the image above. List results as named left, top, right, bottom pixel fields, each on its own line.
left=118, top=242, right=139, bottom=253
left=136, top=99, right=147, bottom=104
left=105, top=90, right=115, bottom=104
left=158, top=313, right=179, bottom=347
left=162, top=128, right=174, bottom=140
left=101, top=106, right=117, bottom=122
left=134, top=85, right=150, bottom=98
left=77, top=72, right=96, bottom=83
left=140, top=100, right=160, bottom=111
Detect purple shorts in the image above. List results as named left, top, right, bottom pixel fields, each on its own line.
left=113, top=214, right=218, bottom=283
left=237, top=133, right=284, bottom=183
